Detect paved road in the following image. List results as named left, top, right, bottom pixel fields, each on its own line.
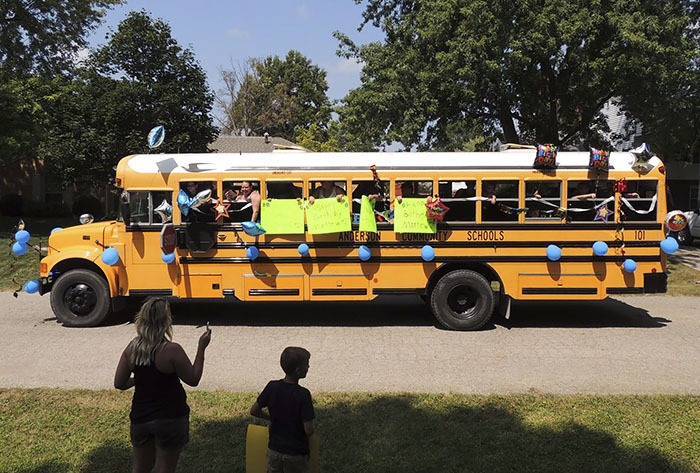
left=1, top=293, right=699, bottom=394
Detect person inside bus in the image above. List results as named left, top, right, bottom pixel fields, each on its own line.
left=182, top=181, right=216, bottom=223
left=481, top=182, right=502, bottom=221
left=569, top=181, right=596, bottom=200
left=309, top=181, right=345, bottom=205
left=352, top=181, right=385, bottom=217
left=235, top=181, right=261, bottom=222
left=396, top=181, right=418, bottom=204
left=568, top=181, right=598, bottom=221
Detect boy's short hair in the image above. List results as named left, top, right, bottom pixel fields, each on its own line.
left=280, top=346, right=310, bottom=375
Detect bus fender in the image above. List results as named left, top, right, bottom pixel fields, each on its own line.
left=41, top=249, right=120, bottom=298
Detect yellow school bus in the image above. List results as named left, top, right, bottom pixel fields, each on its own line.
left=39, top=148, right=672, bottom=329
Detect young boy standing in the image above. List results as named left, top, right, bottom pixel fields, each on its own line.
left=250, top=347, right=315, bottom=473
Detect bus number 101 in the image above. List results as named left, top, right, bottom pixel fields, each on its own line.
left=634, top=230, right=646, bottom=240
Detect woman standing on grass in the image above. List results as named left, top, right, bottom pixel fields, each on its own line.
left=114, top=298, right=211, bottom=473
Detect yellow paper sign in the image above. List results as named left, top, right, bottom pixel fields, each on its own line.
left=261, top=199, right=305, bottom=234
left=305, top=197, right=351, bottom=234
left=359, top=195, right=377, bottom=233
left=394, top=198, right=436, bottom=234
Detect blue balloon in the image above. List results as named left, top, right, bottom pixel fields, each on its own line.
left=246, top=246, right=259, bottom=260
left=546, top=244, right=561, bottom=262
left=24, top=280, right=39, bottom=294
left=242, top=221, right=266, bottom=236
left=421, top=245, right=435, bottom=262
left=358, top=245, right=371, bottom=261
left=101, top=247, right=120, bottom=266
left=161, top=252, right=176, bottom=264
left=623, top=259, right=637, bottom=273
left=12, top=242, right=27, bottom=255
left=50, top=227, right=63, bottom=235
left=298, top=243, right=309, bottom=256
left=660, top=237, right=679, bottom=255
left=177, top=189, right=191, bottom=217
left=15, top=230, right=30, bottom=244
left=592, top=241, right=609, bottom=256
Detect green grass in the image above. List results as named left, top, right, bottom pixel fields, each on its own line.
left=1, top=389, right=699, bottom=473
left=666, top=259, right=700, bottom=296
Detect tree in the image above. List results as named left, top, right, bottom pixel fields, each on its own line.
left=295, top=124, right=341, bottom=152
left=217, top=51, right=332, bottom=140
left=335, top=0, right=700, bottom=153
left=41, top=11, right=218, bottom=188
left=0, top=0, right=122, bottom=78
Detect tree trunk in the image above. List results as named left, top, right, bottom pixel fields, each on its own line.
left=498, top=110, right=519, bottom=144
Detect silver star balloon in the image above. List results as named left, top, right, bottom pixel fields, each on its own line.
left=190, top=189, right=212, bottom=211
left=154, top=199, right=172, bottom=223
left=630, top=142, right=654, bottom=172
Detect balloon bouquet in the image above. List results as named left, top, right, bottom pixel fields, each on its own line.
left=8, top=219, right=44, bottom=297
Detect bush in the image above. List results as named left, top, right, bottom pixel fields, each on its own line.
left=23, top=200, right=71, bottom=218
left=0, top=194, right=23, bottom=216
left=71, top=195, right=104, bottom=218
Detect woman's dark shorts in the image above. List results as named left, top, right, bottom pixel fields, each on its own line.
left=130, top=416, right=189, bottom=450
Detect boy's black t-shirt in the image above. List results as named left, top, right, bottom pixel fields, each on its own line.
left=257, top=380, right=315, bottom=455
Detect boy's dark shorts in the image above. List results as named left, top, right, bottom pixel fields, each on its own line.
left=130, top=416, right=189, bottom=450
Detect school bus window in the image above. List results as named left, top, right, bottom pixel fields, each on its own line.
left=266, top=181, right=303, bottom=199
left=525, top=181, right=561, bottom=219
left=351, top=180, right=391, bottom=222
left=397, top=180, right=432, bottom=198
left=482, top=180, right=518, bottom=222
left=309, top=181, right=346, bottom=199
left=622, top=181, right=657, bottom=221
left=128, top=191, right=171, bottom=225
left=567, top=180, right=614, bottom=222
left=179, top=181, right=217, bottom=223
left=222, top=180, right=261, bottom=223
left=440, top=180, right=476, bottom=222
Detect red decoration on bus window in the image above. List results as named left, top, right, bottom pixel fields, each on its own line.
left=614, top=178, right=627, bottom=193
left=426, top=197, right=449, bottom=221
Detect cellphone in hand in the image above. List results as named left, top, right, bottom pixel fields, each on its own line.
left=206, top=321, right=210, bottom=331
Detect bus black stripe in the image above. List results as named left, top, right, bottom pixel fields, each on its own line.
left=180, top=255, right=661, bottom=264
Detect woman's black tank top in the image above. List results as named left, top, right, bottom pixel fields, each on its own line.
left=129, top=342, right=189, bottom=423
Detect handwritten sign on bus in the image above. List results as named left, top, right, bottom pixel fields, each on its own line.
left=359, top=195, right=377, bottom=233
left=261, top=199, right=305, bottom=234
left=306, top=197, right=351, bottom=234
left=394, top=198, right=437, bottom=234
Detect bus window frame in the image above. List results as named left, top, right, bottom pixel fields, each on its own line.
left=523, top=179, right=563, bottom=221
left=263, top=178, right=306, bottom=200
left=126, top=188, right=174, bottom=227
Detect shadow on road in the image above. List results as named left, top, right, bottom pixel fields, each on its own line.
left=101, top=295, right=670, bottom=330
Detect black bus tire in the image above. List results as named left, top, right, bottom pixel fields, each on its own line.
left=50, top=269, right=111, bottom=327
left=430, top=269, right=495, bottom=331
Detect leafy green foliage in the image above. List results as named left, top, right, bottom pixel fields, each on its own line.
left=295, top=124, right=341, bottom=152
left=217, top=51, right=331, bottom=141
left=39, top=11, right=218, bottom=188
left=0, top=0, right=123, bottom=78
left=337, top=0, right=700, bottom=153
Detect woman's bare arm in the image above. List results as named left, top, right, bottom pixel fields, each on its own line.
left=114, top=345, right=134, bottom=390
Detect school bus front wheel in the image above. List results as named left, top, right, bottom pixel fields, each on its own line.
left=429, top=270, right=496, bottom=331
left=49, top=269, right=112, bottom=327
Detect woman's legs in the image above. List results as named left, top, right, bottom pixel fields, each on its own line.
left=155, top=447, right=182, bottom=473
left=132, top=442, right=156, bottom=473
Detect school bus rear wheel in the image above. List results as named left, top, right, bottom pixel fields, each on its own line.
left=50, top=269, right=111, bottom=327
left=430, top=269, right=495, bottom=331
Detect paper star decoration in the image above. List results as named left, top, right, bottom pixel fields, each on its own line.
left=214, top=201, right=230, bottom=221
left=594, top=205, right=611, bottom=223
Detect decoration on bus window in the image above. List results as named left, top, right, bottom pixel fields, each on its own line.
left=534, top=145, right=557, bottom=169
left=421, top=245, right=435, bottom=262
left=613, top=178, right=627, bottom=193
left=214, top=201, right=230, bottom=221
left=394, top=198, right=437, bottom=234
left=426, top=196, right=449, bottom=221
left=359, top=196, right=378, bottom=233
left=497, top=203, right=529, bottom=215
left=370, top=165, right=384, bottom=196
left=660, top=237, right=679, bottom=255
left=592, top=241, right=609, bottom=256
left=147, top=125, right=165, bottom=149
left=306, top=197, right=352, bottom=235
left=242, top=221, right=266, bottom=236
left=546, top=244, right=561, bottom=261
left=161, top=252, right=176, bottom=264
left=297, top=243, right=309, bottom=256
left=358, top=245, right=372, bottom=261
left=630, top=142, right=654, bottom=172
left=190, top=189, right=212, bottom=211
left=177, top=189, right=192, bottom=216
left=623, top=259, right=637, bottom=273
left=23, top=280, right=39, bottom=294
left=589, top=148, right=610, bottom=172
left=594, top=205, right=611, bottom=223
left=246, top=246, right=259, bottom=261
left=261, top=200, right=305, bottom=235
left=101, top=247, right=120, bottom=266
left=664, top=210, right=688, bottom=232
left=154, top=199, right=173, bottom=223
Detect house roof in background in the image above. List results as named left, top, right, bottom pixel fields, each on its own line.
left=209, top=135, right=303, bottom=153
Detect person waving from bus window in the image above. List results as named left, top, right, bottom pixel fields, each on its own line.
left=235, top=181, right=261, bottom=222
left=309, top=181, right=345, bottom=205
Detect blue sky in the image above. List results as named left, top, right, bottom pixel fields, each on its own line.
left=87, top=0, right=384, bottom=107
